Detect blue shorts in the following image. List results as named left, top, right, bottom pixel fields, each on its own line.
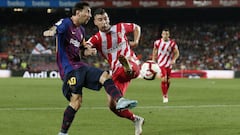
left=62, top=65, right=104, bottom=101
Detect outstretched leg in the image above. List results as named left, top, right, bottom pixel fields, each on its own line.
left=107, top=95, right=144, bottom=135
left=99, top=71, right=138, bottom=110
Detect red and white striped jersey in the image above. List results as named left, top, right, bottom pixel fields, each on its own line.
left=87, top=23, right=139, bottom=73
left=154, top=38, right=178, bottom=68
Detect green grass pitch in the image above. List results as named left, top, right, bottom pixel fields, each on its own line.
left=0, top=78, right=240, bottom=135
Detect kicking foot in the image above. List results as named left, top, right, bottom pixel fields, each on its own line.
left=118, top=55, right=133, bottom=77
left=116, top=97, right=138, bottom=111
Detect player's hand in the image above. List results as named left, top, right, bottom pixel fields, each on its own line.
left=43, top=26, right=57, bottom=37
left=129, top=41, right=139, bottom=48
left=84, top=47, right=97, bottom=56
left=43, top=30, right=56, bottom=37
left=170, top=59, right=176, bottom=65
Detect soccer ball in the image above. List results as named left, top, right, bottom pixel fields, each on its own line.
left=140, top=60, right=160, bottom=80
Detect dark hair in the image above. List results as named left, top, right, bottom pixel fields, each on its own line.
left=93, top=8, right=106, bottom=17
left=162, top=28, right=170, bottom=32
left=72, top=2, right=90, bottom=15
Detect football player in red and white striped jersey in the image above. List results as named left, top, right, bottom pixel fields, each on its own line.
left=152, top=28, right=180, bottom=103
left=86, top=8, right=144, bottom=135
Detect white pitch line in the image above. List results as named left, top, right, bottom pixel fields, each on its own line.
left=138, top=104, right=240, bottom=109
left=0, top=104, right=240, bottom=111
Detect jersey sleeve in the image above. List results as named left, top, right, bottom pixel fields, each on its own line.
left=153, top=40, right=159, bottom=48
left=122, top=23, right=135, bottom=34
left=86, top=34, right=100, bottom=48
left=55, top=19, right=67, bottom=34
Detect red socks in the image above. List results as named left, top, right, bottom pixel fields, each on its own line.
left=161, top=81, right=168, bottom=97
left=110, top=107, right=135, bottom=121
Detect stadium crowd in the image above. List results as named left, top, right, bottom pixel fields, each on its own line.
left=0, top=22, right=239, bottom=71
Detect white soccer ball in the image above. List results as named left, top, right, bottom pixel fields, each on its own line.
left=140, top=60, right=160, bottom=80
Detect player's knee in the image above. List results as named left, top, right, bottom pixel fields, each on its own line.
left=70, top=100, right=82, bottom=110
left=168, top=78, right=171, bottom=83
left=99, top=71, right=112, bottom=84
left=70, top=95, right=82, bottom=110
left=161, top=76, right=167, bottom=82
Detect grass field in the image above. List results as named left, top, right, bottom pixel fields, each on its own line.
left=0, top=78, right=240, bottom=135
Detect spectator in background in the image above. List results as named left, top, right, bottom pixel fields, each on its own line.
left=1, top=15, right=239, bottom=71
left=31, top=42, right=52, bottom=55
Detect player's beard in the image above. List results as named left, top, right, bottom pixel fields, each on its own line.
left=163, top=37, right=169, bottom=41
left=84, top=18, right=90, bottom=24
left=101, top=24, right=110, bottom=32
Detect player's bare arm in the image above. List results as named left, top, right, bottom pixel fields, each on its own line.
left=152, top=47, right=158, bottom=62
left=171, top=47, right=180, bottom=65
left=129, top=24, right=141, bottom=47
left=84, top=47, right=97, bottom=56
left=83, top=42, right=97, bottom=56
left=43, top=26, right=57, bottom=37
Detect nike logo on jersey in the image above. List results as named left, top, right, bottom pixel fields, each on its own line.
left=71, top=31, right=76, bottom=35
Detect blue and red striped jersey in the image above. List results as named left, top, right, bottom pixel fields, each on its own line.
left=55, top=18, right=88, bottom=79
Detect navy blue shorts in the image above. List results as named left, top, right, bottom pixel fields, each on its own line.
left=62, top=65, right=104, bottom=101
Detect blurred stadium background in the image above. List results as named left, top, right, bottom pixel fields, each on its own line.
left=1, top=1, right=240, bottom=135
left=0, top=0, right=240, bottom=78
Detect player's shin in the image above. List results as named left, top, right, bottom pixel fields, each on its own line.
left=103, top=79, right=123, bottom=101
left=60, top=106, right=77, bottom=134
left=161, top=81, right=168, bottom=97
left=103, top=79, right=138, bottom=110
